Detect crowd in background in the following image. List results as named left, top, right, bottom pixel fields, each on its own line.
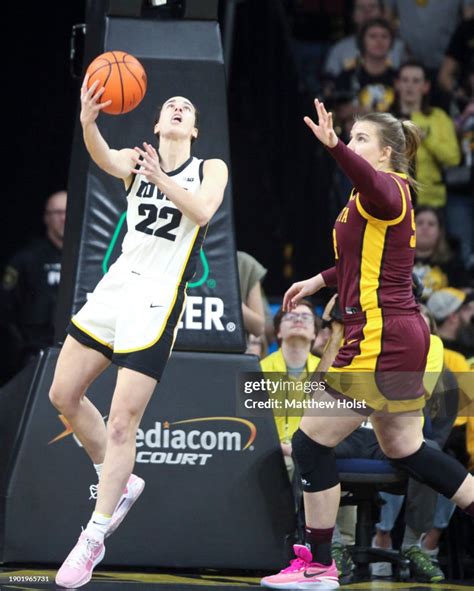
left=244, top=0, right=474, bottom=582
left=0, top=0, right=473, bottom=582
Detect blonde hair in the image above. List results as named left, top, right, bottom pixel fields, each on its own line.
left=356, top=112, right=421, bottom=186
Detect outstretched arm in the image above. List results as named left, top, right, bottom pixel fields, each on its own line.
left=305, top=99, right=403, bottom=220
left=134, top=143, right=228, bottom=226
left=80, top=75, right=137, bottom=186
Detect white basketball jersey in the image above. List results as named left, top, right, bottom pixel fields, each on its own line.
left=119, top=156, right=206, bottom=283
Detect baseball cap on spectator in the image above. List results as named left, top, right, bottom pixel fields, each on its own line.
left=426, top=288, right=474, bottom=322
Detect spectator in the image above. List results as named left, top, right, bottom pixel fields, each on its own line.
left=324, top=0, right=405, bottom=79
left=333, top=18, right=397, bottom=113
left=237, top=250, right=266, bottom=343
left=438, top=18, right=474, bottom=266
left=438, top=16, right=474, bottom=110
left=427, top=289, right=474, bottom=489
left=312, top=315, right=331, bottom=357
left=246, top=334, right=268, bottom=359
left=413, top=206, right=471, bottom=300
left=0, top=190, right=66, bottom=383
left=427, top=288, right=474, bottom=358
left=383, top=0, right=474, bottom=75
left=312, top=293, right=340, bottom=357
left=446, top=94, right=474, bottom=268
left=393, top=61, right=461, bottom=208
left=260, top=300, right=320, bottom=478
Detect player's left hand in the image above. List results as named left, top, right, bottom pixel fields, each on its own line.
left=133, top=143, right=166, bottom=185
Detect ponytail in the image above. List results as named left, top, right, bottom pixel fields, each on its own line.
left=401, top=119, right=421, bottom=167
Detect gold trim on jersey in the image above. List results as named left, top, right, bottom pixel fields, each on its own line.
left=345, top=221, right=387, bottom=370
left=359, top=223, right=388, bottom=312
left=337, top=174, right=410, bottom=371
left=355, top=173, right=408, bottom=226
left=329, top=309, right=383, bottom=374
left=71, top=318, right=114, bottom=349
left=113, top=225, right=201, bottom=354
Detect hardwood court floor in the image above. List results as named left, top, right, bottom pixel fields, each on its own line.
left=1, top=568, right=474, bottom=591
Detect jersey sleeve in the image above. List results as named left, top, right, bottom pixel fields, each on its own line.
left=321, top=266, right=337, bottom=288
left=327, top=140, right=403, bottom=220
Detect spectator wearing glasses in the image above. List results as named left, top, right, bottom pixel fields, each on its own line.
left=0, top=190, right=67, bottom=383
left=260, top=300, right=320, bottom=478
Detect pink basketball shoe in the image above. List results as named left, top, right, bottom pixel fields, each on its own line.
left=55, top=531, right=105, bottom=588
left=261, top=544, right=339, bottom=589
left=106, top=474, right=145, bottom=538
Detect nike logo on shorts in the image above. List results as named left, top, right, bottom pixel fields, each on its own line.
left=150, top=304, right=163, bottom=308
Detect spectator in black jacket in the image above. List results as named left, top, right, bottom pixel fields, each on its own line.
left=0, top=190, right=66, bottom=383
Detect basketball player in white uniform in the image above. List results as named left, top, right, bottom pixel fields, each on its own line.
left=51, top=77, right=228, bottom=588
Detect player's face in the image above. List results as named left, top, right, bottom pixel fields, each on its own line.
left=347, top=121, right=389, bottom=169
left=278, top=305, right=316, bottom=344
left=44, top=192, right=67, bottom=242
left=415, top=210, right=440, bottom=250
left=396, top=67, right=429, bottom=105
left=362, top=26, right=392, bottom=60
left=155, top=96, right=198, bottom=142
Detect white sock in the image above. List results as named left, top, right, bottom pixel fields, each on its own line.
left=93, top=463, right=103, bottom=480
left=85, top=511, right=112, bottom=542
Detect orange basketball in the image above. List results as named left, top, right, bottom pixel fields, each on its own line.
left=85, top=51, right=147, bottom=115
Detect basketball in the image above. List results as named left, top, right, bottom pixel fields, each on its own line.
left=85, top=51, right=147, bottom=115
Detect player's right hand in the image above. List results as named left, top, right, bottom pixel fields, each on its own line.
left=282, top=275, right=323, bottom=311
left=304, top=99, right=338, bottom=148
left=80, top=75, right=112, bottom=126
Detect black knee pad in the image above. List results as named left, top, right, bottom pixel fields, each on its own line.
left=390, top=442, right=468, bottom=499
left=291, top=428, right=339, bottom=492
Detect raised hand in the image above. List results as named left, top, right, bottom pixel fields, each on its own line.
left=80, top=75, right=112, bottom=126
left=133, top=142, right=165, bottom=185
left=303, top=98, right=338, bottom=148
left=282, top=275, right=324, bottom=312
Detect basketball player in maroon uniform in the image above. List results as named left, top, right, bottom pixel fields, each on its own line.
left=261, top=100, right=474, bottom=589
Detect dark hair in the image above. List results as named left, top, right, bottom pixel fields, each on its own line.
left=273, top=299, right=318, bottom=346
left=356, top=17, right=394, bottom=54
left=414, top=205, right=452, bottom=264
left=395, top=60, right=432, bottom=116
left=356, top=111, right=421, bottom=186
left=153, top=98, right=200, bottom=145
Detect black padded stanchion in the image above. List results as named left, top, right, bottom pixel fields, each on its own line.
left=1, top=348, right=295, bottom=569
left=56, top=10, right=245, bottom=353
